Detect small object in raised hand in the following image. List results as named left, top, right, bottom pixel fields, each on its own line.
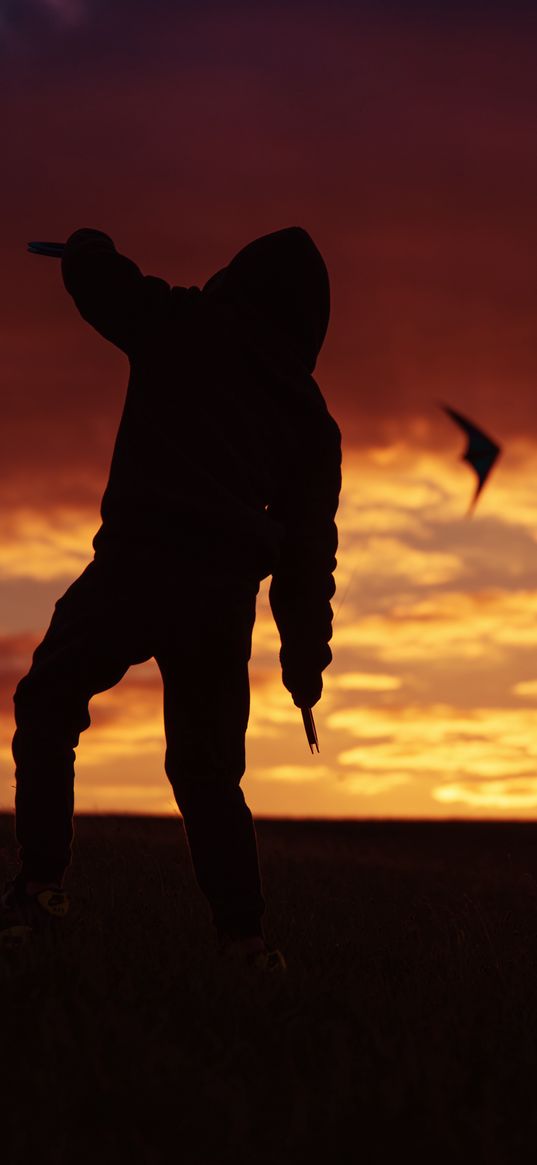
left=301, top=706, right=319, bottom=753
left=27, top=241, right=65, bottom=257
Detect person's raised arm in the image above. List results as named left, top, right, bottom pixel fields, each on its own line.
left=61, top=228, right=170, bottom=355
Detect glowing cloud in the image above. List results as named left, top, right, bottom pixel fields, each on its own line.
left=0, top=508, right=96, bottom=581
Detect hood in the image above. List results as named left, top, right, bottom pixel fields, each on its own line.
left=201, top=226, right=330, bottom=374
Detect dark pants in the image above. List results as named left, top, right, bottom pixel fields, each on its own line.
left=11, top=555, right=266, bottom=941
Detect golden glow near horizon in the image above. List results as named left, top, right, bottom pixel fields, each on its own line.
left=3, top=439, right=537, bottom=817
left=0, top=508, right=97, bottom=581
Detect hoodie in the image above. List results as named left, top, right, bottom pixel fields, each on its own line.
left=61, top=225, right=342, bottom=701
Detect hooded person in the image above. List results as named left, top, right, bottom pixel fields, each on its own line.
left=59, top=223, right=342, bottom=709
left=5, top=224, right=341, bottom=961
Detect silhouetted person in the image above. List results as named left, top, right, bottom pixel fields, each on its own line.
left=2, top=225, right=342, bottom=966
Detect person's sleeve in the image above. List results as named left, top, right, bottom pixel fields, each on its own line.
left=61, top=228, right=170, bottom=355
left=266, top=413, right=342, bottom=704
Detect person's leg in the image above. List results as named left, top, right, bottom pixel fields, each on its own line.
left=154, top=576, right=266, bottom=944
left=11, top=559, right=154, bottom=886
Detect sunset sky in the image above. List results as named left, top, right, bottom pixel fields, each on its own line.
left=2, top=0, right=537, bottom=819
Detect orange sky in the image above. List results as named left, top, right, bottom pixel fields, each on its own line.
left=2, top=1, right=537, bottom=818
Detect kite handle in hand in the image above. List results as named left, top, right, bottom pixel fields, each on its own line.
left=301, top=707, right=319, bottom=753
left=27, top=241, right=66, bottom=257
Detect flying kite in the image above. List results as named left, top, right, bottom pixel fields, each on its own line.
left=439, top=403, right=502, bottom=515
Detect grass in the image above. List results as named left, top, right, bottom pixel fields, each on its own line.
left=2, top=814, right=537, bottom=1164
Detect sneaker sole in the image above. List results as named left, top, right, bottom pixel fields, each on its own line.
left=248, top=949, right=287, bottom=972
left=0, top=923, right=33, bottom=951
left=0, top=886, right=71, bottom=947
left=219, top=946, right=287, bottom=974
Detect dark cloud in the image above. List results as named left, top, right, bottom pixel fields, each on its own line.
left=2, top=0, right=537, bottom=506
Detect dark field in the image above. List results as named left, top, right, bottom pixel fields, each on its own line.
left=2, top=814, right=537, bottom=1164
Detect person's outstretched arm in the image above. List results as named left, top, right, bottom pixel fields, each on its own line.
left=61, top=227, right=170, bottom=355
left=267, top=414, right=342, bottom=709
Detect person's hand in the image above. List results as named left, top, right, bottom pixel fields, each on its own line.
left=291, top=677, right=323, bottom=709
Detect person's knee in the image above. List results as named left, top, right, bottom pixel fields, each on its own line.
left=170, top=773, right=247, bottom=819
left=13, top=673, right=90, bottom=737
left=13, top=674, right=36, bottom=716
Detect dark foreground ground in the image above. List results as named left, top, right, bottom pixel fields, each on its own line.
left=2, top=815, right=537, bottom=1164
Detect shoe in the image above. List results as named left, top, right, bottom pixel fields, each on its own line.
left=218, top=934, right=287, bottom=973
left=247, top=947, right=287, bottom=973
left=0, top=874, right=70, bottom=950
